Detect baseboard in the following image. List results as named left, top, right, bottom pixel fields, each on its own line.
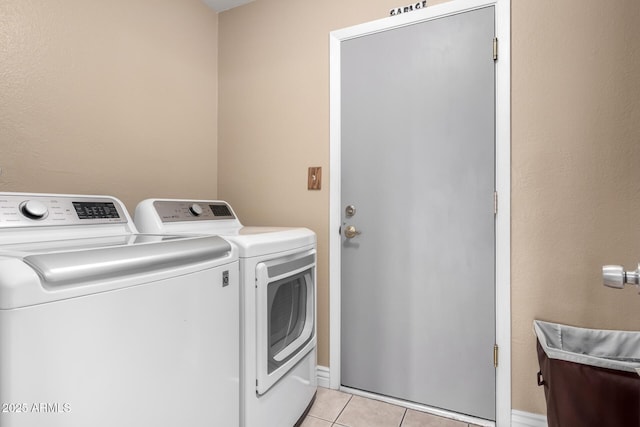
left=316, top=365, right=330, bottom=388
left=316, top=366, right=548, bottom=427
left=511, top=409, right=548, bottom=427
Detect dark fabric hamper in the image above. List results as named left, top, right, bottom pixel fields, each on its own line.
left=534, top=320, right=640, bottom=427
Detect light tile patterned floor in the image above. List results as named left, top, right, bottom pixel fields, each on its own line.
left=301, top=387, right=484, bottom=427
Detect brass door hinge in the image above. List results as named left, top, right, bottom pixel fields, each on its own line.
left=493, top=37, right=498, bottom=61
left=494, top=344, right=499, bottom=368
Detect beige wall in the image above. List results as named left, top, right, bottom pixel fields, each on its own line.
left=219, top=0, right=640, bottom=417
left=0, top=0, right=219, bottom=211
left=512, top=0, right=640, bottom=415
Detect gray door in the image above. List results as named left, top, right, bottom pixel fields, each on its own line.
left=340, top=7, right=496, bottom=421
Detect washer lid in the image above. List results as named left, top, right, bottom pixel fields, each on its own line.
left=1, top=234, right=231, bottom=286
left=0, top=234, right=237, bottom=310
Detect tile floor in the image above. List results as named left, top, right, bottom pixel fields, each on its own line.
left=301, top=388, right=484, bottom=427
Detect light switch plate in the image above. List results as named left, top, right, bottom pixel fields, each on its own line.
left=308, top=167, right=322, bottom=190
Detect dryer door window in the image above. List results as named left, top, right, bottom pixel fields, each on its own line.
left=268, top=270, right=311, bottom=373
left=256, top=250, right=316, bottom=395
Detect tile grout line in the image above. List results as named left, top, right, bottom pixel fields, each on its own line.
left=397, top=407, right=408, bottom=427
left=332, top=394, right=354, bottom=426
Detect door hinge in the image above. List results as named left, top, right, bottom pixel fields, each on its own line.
left=494, top=191, right=498, bottom=215
left=494, top=344, right=499, bottom=368
left=493, top=37, right=498, bottom=61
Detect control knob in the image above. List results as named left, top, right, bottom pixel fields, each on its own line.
left=20, top=200, right=49, bottom=220
left=189, top=203, right=204, bottom=216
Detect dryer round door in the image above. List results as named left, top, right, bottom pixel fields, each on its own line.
left=255, top=250, right=316, bottom=395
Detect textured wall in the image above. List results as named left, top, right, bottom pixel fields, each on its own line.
left=511, top=0, right=640, bottom=414
left=219, top=0, right=640, bottom=417
left=0, top=0, right=219, bottom=211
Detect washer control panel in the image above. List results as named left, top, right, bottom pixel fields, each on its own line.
left=0, top=194, right=128, bottom=227
left=153, top=200, right=236, bottom=223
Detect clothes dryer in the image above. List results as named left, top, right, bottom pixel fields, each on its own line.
left=0, top=193, right=239, bottom=427
left=135, top=199, right=317, bottom=427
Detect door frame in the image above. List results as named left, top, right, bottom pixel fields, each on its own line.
left=328, top=0, right=511, bottom=425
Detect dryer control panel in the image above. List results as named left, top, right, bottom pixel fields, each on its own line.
left=0, top=194, right=128, bottom=227
left=153, top=200, right=236, bottom=223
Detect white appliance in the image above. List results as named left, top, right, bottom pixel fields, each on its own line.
left=135, top=199, right=317, bottom=427
left=0, top=193, right=240, bottom=427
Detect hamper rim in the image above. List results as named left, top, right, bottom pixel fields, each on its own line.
left=534, top=320, right=640, bottom=374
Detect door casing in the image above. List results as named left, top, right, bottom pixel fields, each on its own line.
left=328, top=0, right=511, bottom=426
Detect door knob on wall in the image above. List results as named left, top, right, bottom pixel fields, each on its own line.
left=603, top=264, right=640, bottom=292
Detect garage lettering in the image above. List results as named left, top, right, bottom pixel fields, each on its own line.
left=390, top=1, right=427, bottom=16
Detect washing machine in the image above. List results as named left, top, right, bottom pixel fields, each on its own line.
left=0, top=193, right=240, bottom=427
left=134, top=199, right=317, bottom=427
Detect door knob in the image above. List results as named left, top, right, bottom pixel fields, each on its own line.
left=603, top=264, right=640, bottom=291
left=344, top=225, right=361, bottom=239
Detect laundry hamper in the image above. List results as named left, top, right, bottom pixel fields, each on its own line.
left=534, top=320, right=640, bottom=427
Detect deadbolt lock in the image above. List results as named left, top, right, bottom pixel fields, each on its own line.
left=345, top=205, right=356, bottom=217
